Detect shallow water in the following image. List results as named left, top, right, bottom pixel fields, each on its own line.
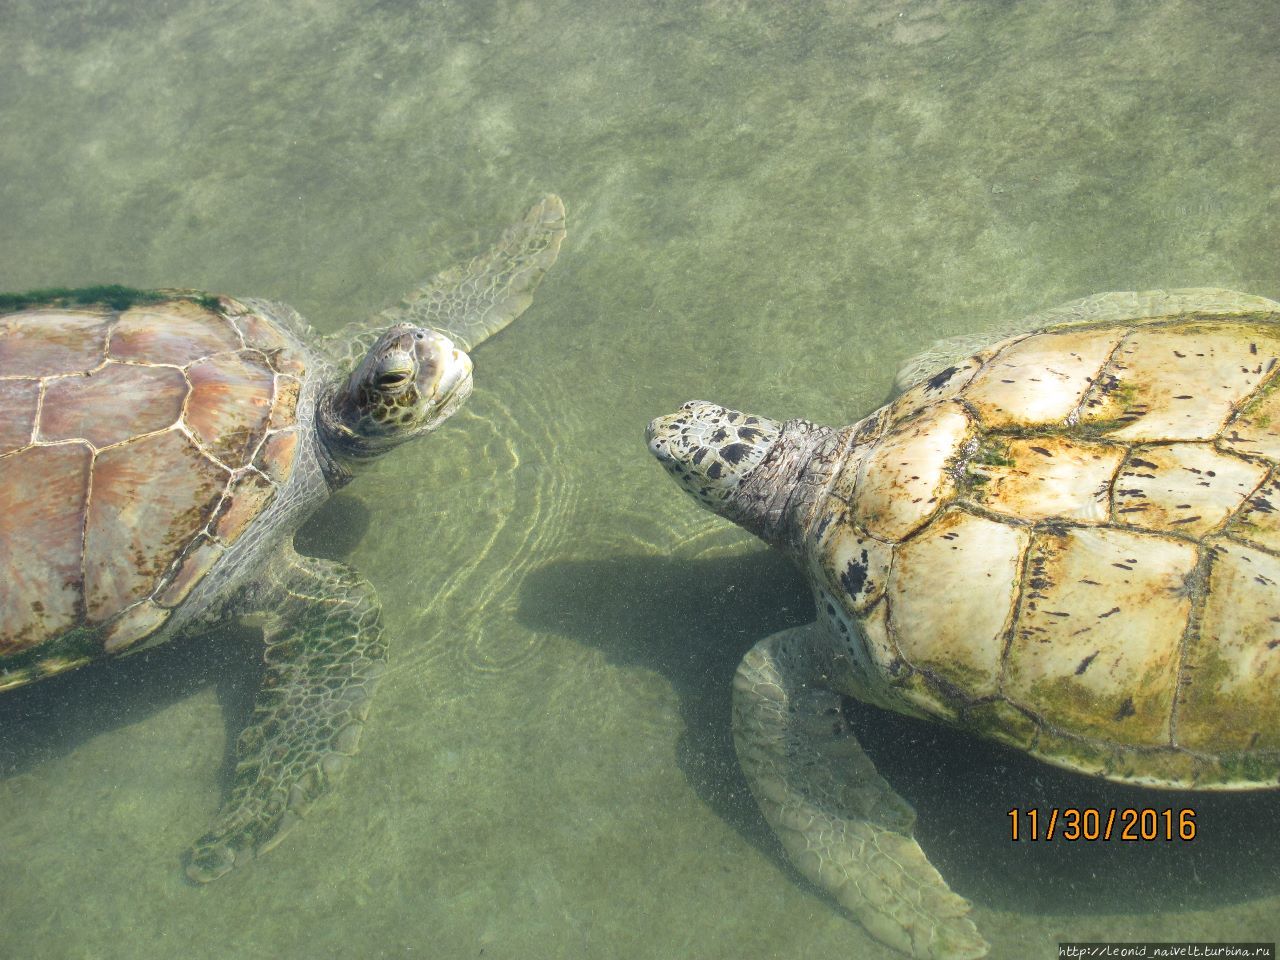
left=1, top=1, right=1279, bottom=957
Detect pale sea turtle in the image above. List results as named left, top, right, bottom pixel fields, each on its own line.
left=0, top=195, right=565, bottom=881
left=647, top=289, right=1280, bottom=958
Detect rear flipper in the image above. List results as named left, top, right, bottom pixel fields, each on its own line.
left=733, top=624, right=988, bottom=959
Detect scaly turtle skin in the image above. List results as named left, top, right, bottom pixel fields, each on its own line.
left=0, top=196, right=566, bottom=881
left=647, top=289, right=1280, bottom=959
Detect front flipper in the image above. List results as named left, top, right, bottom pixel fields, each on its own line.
left=380, top=194, right=566, bottom=352
left=733, top=624, right=988, bottom=960
left=185, top=548, right=386, bottom=882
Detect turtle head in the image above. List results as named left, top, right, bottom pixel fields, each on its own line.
left=322, top=323, right=473, bottom=468
left=647, top=399, right=783, bottom=512
left=648, top=400, right=839, bottom=550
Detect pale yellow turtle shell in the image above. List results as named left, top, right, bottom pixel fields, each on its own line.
left=809, top=288, right=1280, bottom=788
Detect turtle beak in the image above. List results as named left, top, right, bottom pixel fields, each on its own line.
left=419, top=334, right=473, bottom=423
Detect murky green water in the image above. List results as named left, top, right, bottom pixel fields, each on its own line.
left=2, top=1, right=1278, bottom=957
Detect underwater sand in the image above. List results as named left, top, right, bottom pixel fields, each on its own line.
left=1, top=1, right=1278, bottom=957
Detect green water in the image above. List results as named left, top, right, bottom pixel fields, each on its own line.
left=1, top=1, right=1278, bottom=957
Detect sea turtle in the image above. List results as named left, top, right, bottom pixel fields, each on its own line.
left=0, top=195, right=566, bottom=882
left=647, top=289, right=1280, bottom=959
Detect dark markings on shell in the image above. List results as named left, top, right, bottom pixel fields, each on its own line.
left=926, top=365, right=960, bottom=392
left=720, top=442, right=751, bottom=465
left=853, top=411, right=883, bottom=443
left=813, top=512, right=833, bottom=541
left=840, top=550, right=870, bottom=599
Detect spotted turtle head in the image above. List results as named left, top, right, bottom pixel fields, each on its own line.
left=324, top=323, right=473, bottom=466
left=646, top=400, right=782, bottom=513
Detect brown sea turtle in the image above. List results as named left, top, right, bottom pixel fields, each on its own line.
left=0, top=195, right=566, bottom=881
left=646, top=289, right=1280, bottom=958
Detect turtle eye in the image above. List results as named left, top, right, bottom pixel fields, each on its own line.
left=376, top=371, right=410, bottom=389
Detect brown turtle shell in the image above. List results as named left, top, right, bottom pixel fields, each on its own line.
left=810, top=290, right=1280, bottom=788
left=0, top=293, right=306, bottom=685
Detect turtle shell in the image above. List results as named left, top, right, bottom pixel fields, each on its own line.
left=0, top=291, right=307, bottom=688
left=810, top=290, right=1280, bottom=788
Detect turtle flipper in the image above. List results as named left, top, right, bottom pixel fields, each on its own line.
left=733, top=625, right=988, bottom=960
left=185, top=549, right=386, bottom=882
left=377, top=194, right=565, bottom=352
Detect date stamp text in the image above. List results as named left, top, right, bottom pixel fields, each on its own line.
left=1008, top=807, right=1197, bottom=842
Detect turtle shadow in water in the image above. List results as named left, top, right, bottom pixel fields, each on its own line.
left=0, top=620, right=261, bottom=783
left=0, top=494, right=371, bottom=792
left=518, top=547, right=810, bottom=833
left=516, top=549, right=1280, bottom=922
